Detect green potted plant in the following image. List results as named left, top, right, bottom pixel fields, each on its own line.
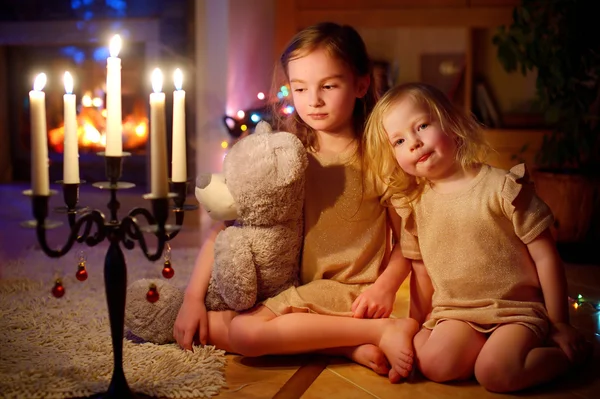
left=493, top=0, right=600, bottom=244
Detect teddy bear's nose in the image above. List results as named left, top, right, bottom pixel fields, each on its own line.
left=196, top=174, right=212, bottom=189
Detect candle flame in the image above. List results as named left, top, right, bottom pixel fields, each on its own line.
left=152, top=68, right=163, bottom=93
left=174, top=68, right=183, bottom=91
left=109, top=35, right=122, bottom=58
left=33, top=73, right=47, bottom=91
left=64, top=72, right=74, bottom=94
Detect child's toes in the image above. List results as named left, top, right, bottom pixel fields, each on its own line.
left=388, top=368, right=402, bottom=383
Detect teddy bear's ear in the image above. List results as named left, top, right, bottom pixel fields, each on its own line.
left=254, top=120, right=273, bottom=134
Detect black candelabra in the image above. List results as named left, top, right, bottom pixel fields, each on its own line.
left=23, top=153, right=197, bottom=398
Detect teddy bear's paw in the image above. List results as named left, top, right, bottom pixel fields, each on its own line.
left=124, top=279, right=184, bottom=345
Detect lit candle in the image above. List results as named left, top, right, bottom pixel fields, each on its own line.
left=29, top=73, right=49, bottom=195
left=63, top=72, right=80, bottom=184
left=150, top=68, right=168, bottom=197
left=172, top=68, right=186, bottom=182
left=105, top=34, right=122, bottom=156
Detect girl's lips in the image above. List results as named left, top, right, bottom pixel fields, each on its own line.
left=308, top=114, right=328, bottom=120
left=418, top=153, right=431, bottom=163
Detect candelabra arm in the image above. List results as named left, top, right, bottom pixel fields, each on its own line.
left=36, top=208, right=106, bottom=258
left=123, top=207, right=155, bottom=248
left=166, top=210, right=184, bottom=240
left=127, top=208, right=156, bottom=227
left=120, top=215, right=166, bottom=261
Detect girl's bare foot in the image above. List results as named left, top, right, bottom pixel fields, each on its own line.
left=378, top=318, right=419, bottom=383
left=349, top=344, right=391, bottom=375
left=320, top=345, right=390, bottom=375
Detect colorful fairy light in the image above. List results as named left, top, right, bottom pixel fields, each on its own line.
left=569, top=294, right=600, bottom=311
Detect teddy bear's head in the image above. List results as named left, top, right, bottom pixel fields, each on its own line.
left=196, top=122, right=307, bottom=226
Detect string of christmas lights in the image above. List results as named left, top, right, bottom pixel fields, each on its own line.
left=223, top=86, right=294, bottom=143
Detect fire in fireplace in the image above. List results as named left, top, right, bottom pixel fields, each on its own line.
left=47, top=89, right=149, bottom=155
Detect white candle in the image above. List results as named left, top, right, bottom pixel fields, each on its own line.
left=105, top=34, right=122, bottom=156
left=63, top=72, right=80, bottom=184
left=29, top=73, right=49, bottom=195
left=172, top=68, right=186, bottom=182
left=150, top=68, right=168, bottom=197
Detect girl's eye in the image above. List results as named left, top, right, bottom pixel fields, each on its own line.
left=394, top=138, right=405, bottom=146
left=323, top=84, right=336, bottom=90
left=293, top=88, right=305, bottom=93
left=417, top=123, right=428, bottom=131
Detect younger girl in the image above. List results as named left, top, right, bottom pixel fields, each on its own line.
left=363, top=82, right=589, bottom=392
left=173, top=22, right=422, bottom=382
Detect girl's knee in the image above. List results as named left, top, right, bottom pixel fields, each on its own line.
left=418, top=347, right=473, bottom=383
left=474, top=355, right=519, bottom=393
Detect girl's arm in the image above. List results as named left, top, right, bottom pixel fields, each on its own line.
left=409, top=259, right=433, bottom=325
left=185, top=223, right=224, bottom=300
left=528, top=228, right=588, bottom=362
left=527, top=228, right=569, bottom=324
left=352, top=208, right=412, bottom=318
left=173, top=222, right=224, bottom=349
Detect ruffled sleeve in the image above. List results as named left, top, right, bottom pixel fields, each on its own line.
left=390, top=195, right=422, bottom=260
left=501, top=164, right=554, bottom=244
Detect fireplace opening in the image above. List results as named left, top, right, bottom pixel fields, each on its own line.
left=7, top=41, right=150, bottom=185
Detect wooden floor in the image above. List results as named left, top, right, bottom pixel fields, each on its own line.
left=1, top=182, right=599, bottom=398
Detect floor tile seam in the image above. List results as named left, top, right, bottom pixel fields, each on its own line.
left=325, top=368, right=380, bottom=398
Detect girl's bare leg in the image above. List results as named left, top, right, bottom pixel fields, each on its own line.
left=229, top=305, right=420, bottom=381
left=474, top=324, right=571, bottom=392
left=414, top=319, right=487, bottom=382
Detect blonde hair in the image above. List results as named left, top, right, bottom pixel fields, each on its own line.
left=271, top=22, right=377, bottom=151
left=364, top=82, right=490, bottom=203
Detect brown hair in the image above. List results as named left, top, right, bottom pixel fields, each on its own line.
left=271, top=22, right=377, bottom=151
left=364, top=82, right=490, bottom=203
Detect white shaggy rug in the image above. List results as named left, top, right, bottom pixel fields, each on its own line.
left=0, top=245, right=226, bottom=399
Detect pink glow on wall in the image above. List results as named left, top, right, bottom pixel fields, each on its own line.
left=225, top=0, right=274, bottom=117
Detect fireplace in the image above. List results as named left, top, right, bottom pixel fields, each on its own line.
left=0, top=19, right=161, bottom=187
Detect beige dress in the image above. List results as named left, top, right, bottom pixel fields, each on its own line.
left=263, top=148, right=390, bottom=316
left=393, top=164, right=553, bottom=338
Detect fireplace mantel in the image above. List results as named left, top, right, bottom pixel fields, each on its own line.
left=0, top=19, right=159, bottom=52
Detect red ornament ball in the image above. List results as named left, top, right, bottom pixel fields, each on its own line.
left=76, top=266, right=88, bottom=282
left=52, top=281, right=65, bottom=298
left=162, top=261, right=174, bottom=279
left=146, top=284, right=159, bottom=303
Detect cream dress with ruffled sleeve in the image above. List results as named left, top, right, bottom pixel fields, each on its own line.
left=393, top=164, right=554, bottom=338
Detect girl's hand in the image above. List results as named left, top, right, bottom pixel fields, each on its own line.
left=550, top=322, right=591, bottom=364
left=173, top=296, right=208, bottom=351
left=351, top=286, right=395, bottom=319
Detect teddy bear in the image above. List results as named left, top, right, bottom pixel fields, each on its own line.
left=202, top=121, right=307, bottom=310
left=124, top=122, right=307, bottom=344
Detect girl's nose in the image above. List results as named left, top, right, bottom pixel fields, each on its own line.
left=309, top=91, right=324, bottom=108
left=410, top=138, right=423, bottom=151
